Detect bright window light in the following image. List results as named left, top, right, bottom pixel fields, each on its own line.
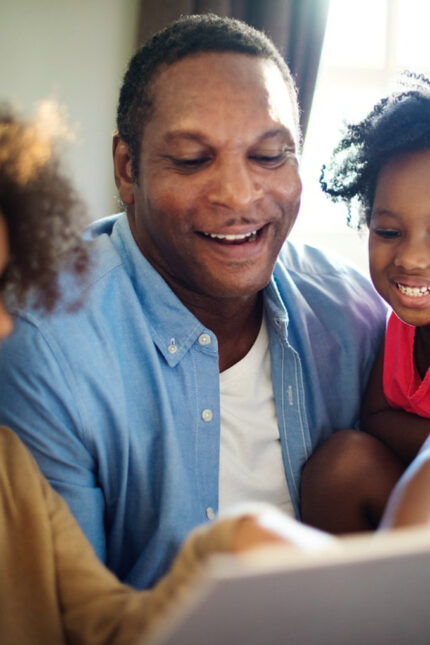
left=397, top=0, right=430, bottom=69
left=291, top=0, right=430, bottom=273
left=323, top=0, right=387, bottom=69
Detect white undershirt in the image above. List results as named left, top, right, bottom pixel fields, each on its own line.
left=218, top=317, right=294, bottom=516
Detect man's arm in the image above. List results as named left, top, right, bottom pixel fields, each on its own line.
left=361, top=340, right=430, bottom=465
left=0, top=316, right=107, bottom=561
left=2, top=426, right=299, bottom=645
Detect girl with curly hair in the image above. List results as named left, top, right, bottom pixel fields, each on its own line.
left=0, top=101, right=89, bottom=315
left=301, top=72, right=430, bottom=533
left=0, top=104, right=294, bottom=644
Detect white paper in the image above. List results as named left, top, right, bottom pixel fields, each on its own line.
left=145, top=526, right=430, bottom=645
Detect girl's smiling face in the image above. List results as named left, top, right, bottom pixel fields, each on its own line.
left=369, top=148, right=430, bottom=327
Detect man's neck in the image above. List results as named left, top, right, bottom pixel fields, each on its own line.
left=131, top=230, right=267, bottom=372
left=181, top=291, right=264, bottom=373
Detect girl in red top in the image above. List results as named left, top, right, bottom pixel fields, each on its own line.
left=301, top=72, right=430, bottom=533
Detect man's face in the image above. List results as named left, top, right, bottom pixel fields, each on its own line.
left=122, top=52, right=302, bottom=302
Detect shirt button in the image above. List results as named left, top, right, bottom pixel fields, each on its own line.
left=167, top=343, right=177, bottom=354
left=206, top=507, right=215, bottom=520
left=198, top=333, right=211, bottom=346
left=201, top=408, right=213, bottom=422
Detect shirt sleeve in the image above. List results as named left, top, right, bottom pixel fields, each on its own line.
left=44, top=455, right=240, bottom=645
left=0, top=426, right=240, bottom=645
left=0, top=315, right=107, bottom=562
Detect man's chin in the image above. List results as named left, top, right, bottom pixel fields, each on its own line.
left=198, top=275, right=272, bottom=301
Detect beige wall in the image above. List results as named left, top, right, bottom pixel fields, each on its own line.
left=0, top=0, right=140, bottom=219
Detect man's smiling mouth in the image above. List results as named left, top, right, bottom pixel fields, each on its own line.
left=199, top=228, right=261, bottom=244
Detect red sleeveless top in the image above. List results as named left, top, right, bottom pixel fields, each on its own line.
left=383, top=312, right=430, bottom=419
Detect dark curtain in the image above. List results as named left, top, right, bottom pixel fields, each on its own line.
left=136, top=0, right=330, bottom=137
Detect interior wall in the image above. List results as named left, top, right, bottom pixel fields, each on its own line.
left=0, top=0, right=140, bottom=219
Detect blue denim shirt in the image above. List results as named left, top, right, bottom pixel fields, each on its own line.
left=0, top=213, right=386, bottom=589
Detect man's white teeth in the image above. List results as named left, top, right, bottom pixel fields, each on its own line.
left=397, top=283, right=430, bottom=297
left=205, top=230, right=258, bottom=242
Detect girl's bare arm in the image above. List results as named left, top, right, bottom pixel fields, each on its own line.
left=361, top=340, right=430, bottom=464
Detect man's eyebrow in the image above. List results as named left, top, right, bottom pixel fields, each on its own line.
left=163, top=127, right=295, bottom=145
left=164, top=131, right=207, bottom=144
left=257, top=128, right=295, bottom=142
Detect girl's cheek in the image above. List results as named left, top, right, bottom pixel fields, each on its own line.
left=0, top=299, right=13, bottom=340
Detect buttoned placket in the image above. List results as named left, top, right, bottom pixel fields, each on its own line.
left=268, top=315, right=312, bottom=518
left=192, top=329, right=221, bottom=523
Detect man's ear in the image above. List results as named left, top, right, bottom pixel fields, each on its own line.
left=113, top=134, right=134, bottom=205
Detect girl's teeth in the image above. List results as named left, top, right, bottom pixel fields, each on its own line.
left=397, top=283, right=430, bottom=297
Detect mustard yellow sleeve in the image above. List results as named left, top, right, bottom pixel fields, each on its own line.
left=42, top=449, right=242, bottom=645
left=0, top=426, right=248, bottom=645
left=0, top=426, right=66, bottom=644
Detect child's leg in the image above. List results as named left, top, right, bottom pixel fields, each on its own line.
left=301, top=430, right=405, bottom=533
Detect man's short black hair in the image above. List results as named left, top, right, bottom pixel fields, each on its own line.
left=320, top=71, right=430, bottom=228
left=117, top=13, right=299, bottom=180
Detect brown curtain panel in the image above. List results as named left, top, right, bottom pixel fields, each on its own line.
left=136, top=0, right=330, bottom=138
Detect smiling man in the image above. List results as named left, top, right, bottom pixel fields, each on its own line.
left=114, top=49, right=301, bottom=372
left=0, top=14, right=386, bottom=590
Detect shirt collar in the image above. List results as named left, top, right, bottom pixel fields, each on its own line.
left=264, top=264, right=291, bottom=336
left=110, top=213, right=216, bottom=366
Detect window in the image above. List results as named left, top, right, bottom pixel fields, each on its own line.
left=291, top=0, right=430, bottom=273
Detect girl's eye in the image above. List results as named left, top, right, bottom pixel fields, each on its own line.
left=373, top=228, right=401, bottom=239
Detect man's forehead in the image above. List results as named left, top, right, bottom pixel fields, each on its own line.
left=152, top=51, right=286, bottom=92
left=145, top=52, right=298, bottom=138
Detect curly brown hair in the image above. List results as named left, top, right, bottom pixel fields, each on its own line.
left=0, top=102, right=89, bottom=311
left=320, top=71, right=430, bottom=230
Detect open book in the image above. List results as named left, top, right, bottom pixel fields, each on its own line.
left=145, top=525, right=430, bottom=645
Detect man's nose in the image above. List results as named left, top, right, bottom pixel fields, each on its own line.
left=207, top=157, right=264, bottom=211
left=394, top=235, right=430, bottom=271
